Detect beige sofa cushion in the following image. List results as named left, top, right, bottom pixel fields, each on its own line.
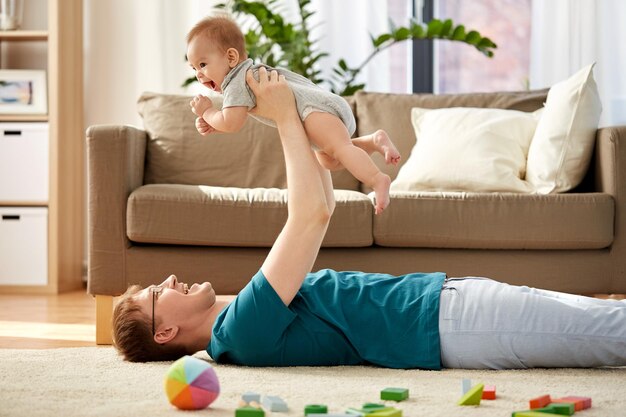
left=137, top=92, right=359, bottom=190
left=127, top=184, right=372, bottom=247
left=374, top=192, right=614, bottom=249
left=354, top=89, right=549, bottom=186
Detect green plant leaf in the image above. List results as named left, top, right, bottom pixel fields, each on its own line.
left=393, top=27, right=411, bottom=41
left=440, top=19, right=453, bottom=37
left=427, top=19, right=443, bottom=37
left=373, top=33, right=393, bottom=48
left=451, top=24, right=466, bottom=40
left=465, top=30, right=481, bottom=45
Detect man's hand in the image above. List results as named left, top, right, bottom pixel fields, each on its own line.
left=195, top=117, right=217, bottom=136
left=247, top=67, right=297, bottom=123
left=190, top=95, right=213, bottom=117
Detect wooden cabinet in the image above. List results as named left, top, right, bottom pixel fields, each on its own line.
left=0, top=0, right=84, bottom=293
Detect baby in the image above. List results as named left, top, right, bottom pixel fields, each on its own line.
left=186, top=16, right=400, bottom=214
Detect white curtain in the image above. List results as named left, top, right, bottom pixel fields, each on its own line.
left=530, top=0, right=626, bottom=127
left=306, top=0, right=391, bottom=93
left=233, top=0, right=391, bottom=93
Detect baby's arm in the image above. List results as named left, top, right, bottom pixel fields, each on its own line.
left=190, top=95, right=247, bottom=133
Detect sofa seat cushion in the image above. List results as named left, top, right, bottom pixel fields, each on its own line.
left=127, top=184, right=372, bottom=247
left=374, top=192, right=614, bottom=249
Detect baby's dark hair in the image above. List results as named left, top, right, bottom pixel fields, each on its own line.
left=187, top=15, right=247, bottom=59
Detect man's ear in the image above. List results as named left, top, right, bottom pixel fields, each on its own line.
left=226, top=48, right=240, bottom=68
left=154, top=326, right=179, bottom=344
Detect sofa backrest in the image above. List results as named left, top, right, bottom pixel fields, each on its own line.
left=137, top=92, right=360, bottom=190
left=354, top=89, right=549, bottom=188
left=138, top=89, right=548, bottom=191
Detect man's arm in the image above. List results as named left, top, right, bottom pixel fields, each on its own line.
left=248, top=68, right=331, bottom=306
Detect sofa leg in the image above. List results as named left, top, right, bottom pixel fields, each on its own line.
left=96, top=295, right=114, bottom=345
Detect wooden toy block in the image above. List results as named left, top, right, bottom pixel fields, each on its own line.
left=305, top=404, right=329, bottom=415
left=262, top=395, right=288, bottom=412
left=368, top=408, right=402, bottom=417
left=242, top=391, right=261, bottom=403
left=462, top=378, right=472, bottom=394
left=457, top=383, right=484, bottom=406
left=313, top=414, right=358, bottom=417
left=482, top=385, right=496, bottom=400
left=529, top=394, right=551, bottom=409
left=362, top=403, right=387, bottom=411
left=235, top=405, right=265, bottom=417
left=345, top=409, right=366, bottom=416
left=540, top=403, right=575, bottom=415
left=512, top=411, right=562, bottom=417
left=553, top=396, right=591, bottom=410
left=380, top=387, right=409, bottom=401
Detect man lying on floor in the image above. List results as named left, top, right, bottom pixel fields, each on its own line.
left=112, top=68, right=626, bottom=369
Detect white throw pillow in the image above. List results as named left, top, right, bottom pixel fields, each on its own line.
left=525, top=63, right=602, bottom=193
left=391, top=107, right=541, bottom=193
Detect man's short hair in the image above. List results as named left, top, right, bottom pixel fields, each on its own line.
left=112, top=285, right=190, bottom=362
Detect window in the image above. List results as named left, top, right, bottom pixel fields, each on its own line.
left=433, top=0, right=532, bottom=93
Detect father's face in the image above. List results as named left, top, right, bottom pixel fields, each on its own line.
left=134, top=274, right=217, bottom=334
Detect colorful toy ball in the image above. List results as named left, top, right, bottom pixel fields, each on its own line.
left=164, top=355, right=220, bottom=410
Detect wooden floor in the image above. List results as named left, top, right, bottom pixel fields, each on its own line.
left=0, top=288, right=623, bottom=349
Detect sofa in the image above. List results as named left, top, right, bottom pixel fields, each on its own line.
left=87, top=88, right=625, bottom=344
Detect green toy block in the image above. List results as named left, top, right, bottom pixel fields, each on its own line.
left=368, top=408, right=402, bottom=417
left=362, top=403, right=386, bottom=411
left=511, top=411, right=562, bottom=417
left=235, top=405, right=265, bottom=417
left=457, top=383, right=483, bottom=406
left=305, top=404, right=329, bottom=415
left=346, top=405, right=394, bottom=415
left=539, top=403, right=575, bottom=416
left=380, top=387, right=409, bottom=401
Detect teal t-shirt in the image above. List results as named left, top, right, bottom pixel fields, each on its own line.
left=207, top=269, right=446, bottom=369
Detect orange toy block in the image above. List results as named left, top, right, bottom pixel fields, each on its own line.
left=482, top=385, right=496, bottom=400
left=552, top=396, right=591, bottom=411
left=529, top=394, right=551, bottom=409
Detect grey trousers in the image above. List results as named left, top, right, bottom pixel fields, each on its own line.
left=438, top=277, right=626, bottom=369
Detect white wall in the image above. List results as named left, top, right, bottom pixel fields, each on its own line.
left=83, top=0, right=220, bottom=129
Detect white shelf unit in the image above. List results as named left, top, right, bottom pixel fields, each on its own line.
left=0, top=0, right=84, bottom=294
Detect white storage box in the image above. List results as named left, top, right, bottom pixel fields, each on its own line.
left=0, top=123, right=49, bottom=202
left=0, top=207, right=48, bottom=285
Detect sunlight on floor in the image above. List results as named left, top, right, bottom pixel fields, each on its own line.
left=0, top=321, right=95, bottom=342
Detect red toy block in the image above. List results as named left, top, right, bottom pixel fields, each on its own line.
left=482, top=385, right=496, bottom=400
left=552, top=396, right=591, bottom=411
left=529, top=394, right=551, bottom=409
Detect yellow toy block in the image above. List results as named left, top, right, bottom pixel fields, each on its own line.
left=457, top=383, right=484, bottom=406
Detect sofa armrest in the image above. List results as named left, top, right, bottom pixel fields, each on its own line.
left=595, top=125, right=626, bottom=289
left=86, top=125, right=147, bottom=296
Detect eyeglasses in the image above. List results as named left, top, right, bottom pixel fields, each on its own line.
left=150, top=286, right=164, bottom=336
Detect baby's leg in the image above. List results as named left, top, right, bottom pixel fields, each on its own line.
left=304, top=112, right=391, bottom=214
left=314, top=150, right=343, bottom=171
left=352, top=130, right=401, bottom=165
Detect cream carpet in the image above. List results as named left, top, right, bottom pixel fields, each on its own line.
left=0, top=347, right=624, bottom=417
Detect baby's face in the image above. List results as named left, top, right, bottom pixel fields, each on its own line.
left=187, top=36, right=233, bottom=93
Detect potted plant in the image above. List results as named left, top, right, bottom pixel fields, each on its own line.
left=183, top=0, right=496, bottom=96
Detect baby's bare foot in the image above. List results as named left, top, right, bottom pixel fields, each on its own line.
left=373, top=130, right=401, bottom=165
left=372, top=172, right=391, bottom=215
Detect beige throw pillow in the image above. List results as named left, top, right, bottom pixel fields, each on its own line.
left=391, top=107, right=540, bottom=193
left=525, top=63, right=602, bottom=193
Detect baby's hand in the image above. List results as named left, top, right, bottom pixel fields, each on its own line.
left=190, top=95, right=213, bottom=117
left=195, top=117, right=217, bottom=136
